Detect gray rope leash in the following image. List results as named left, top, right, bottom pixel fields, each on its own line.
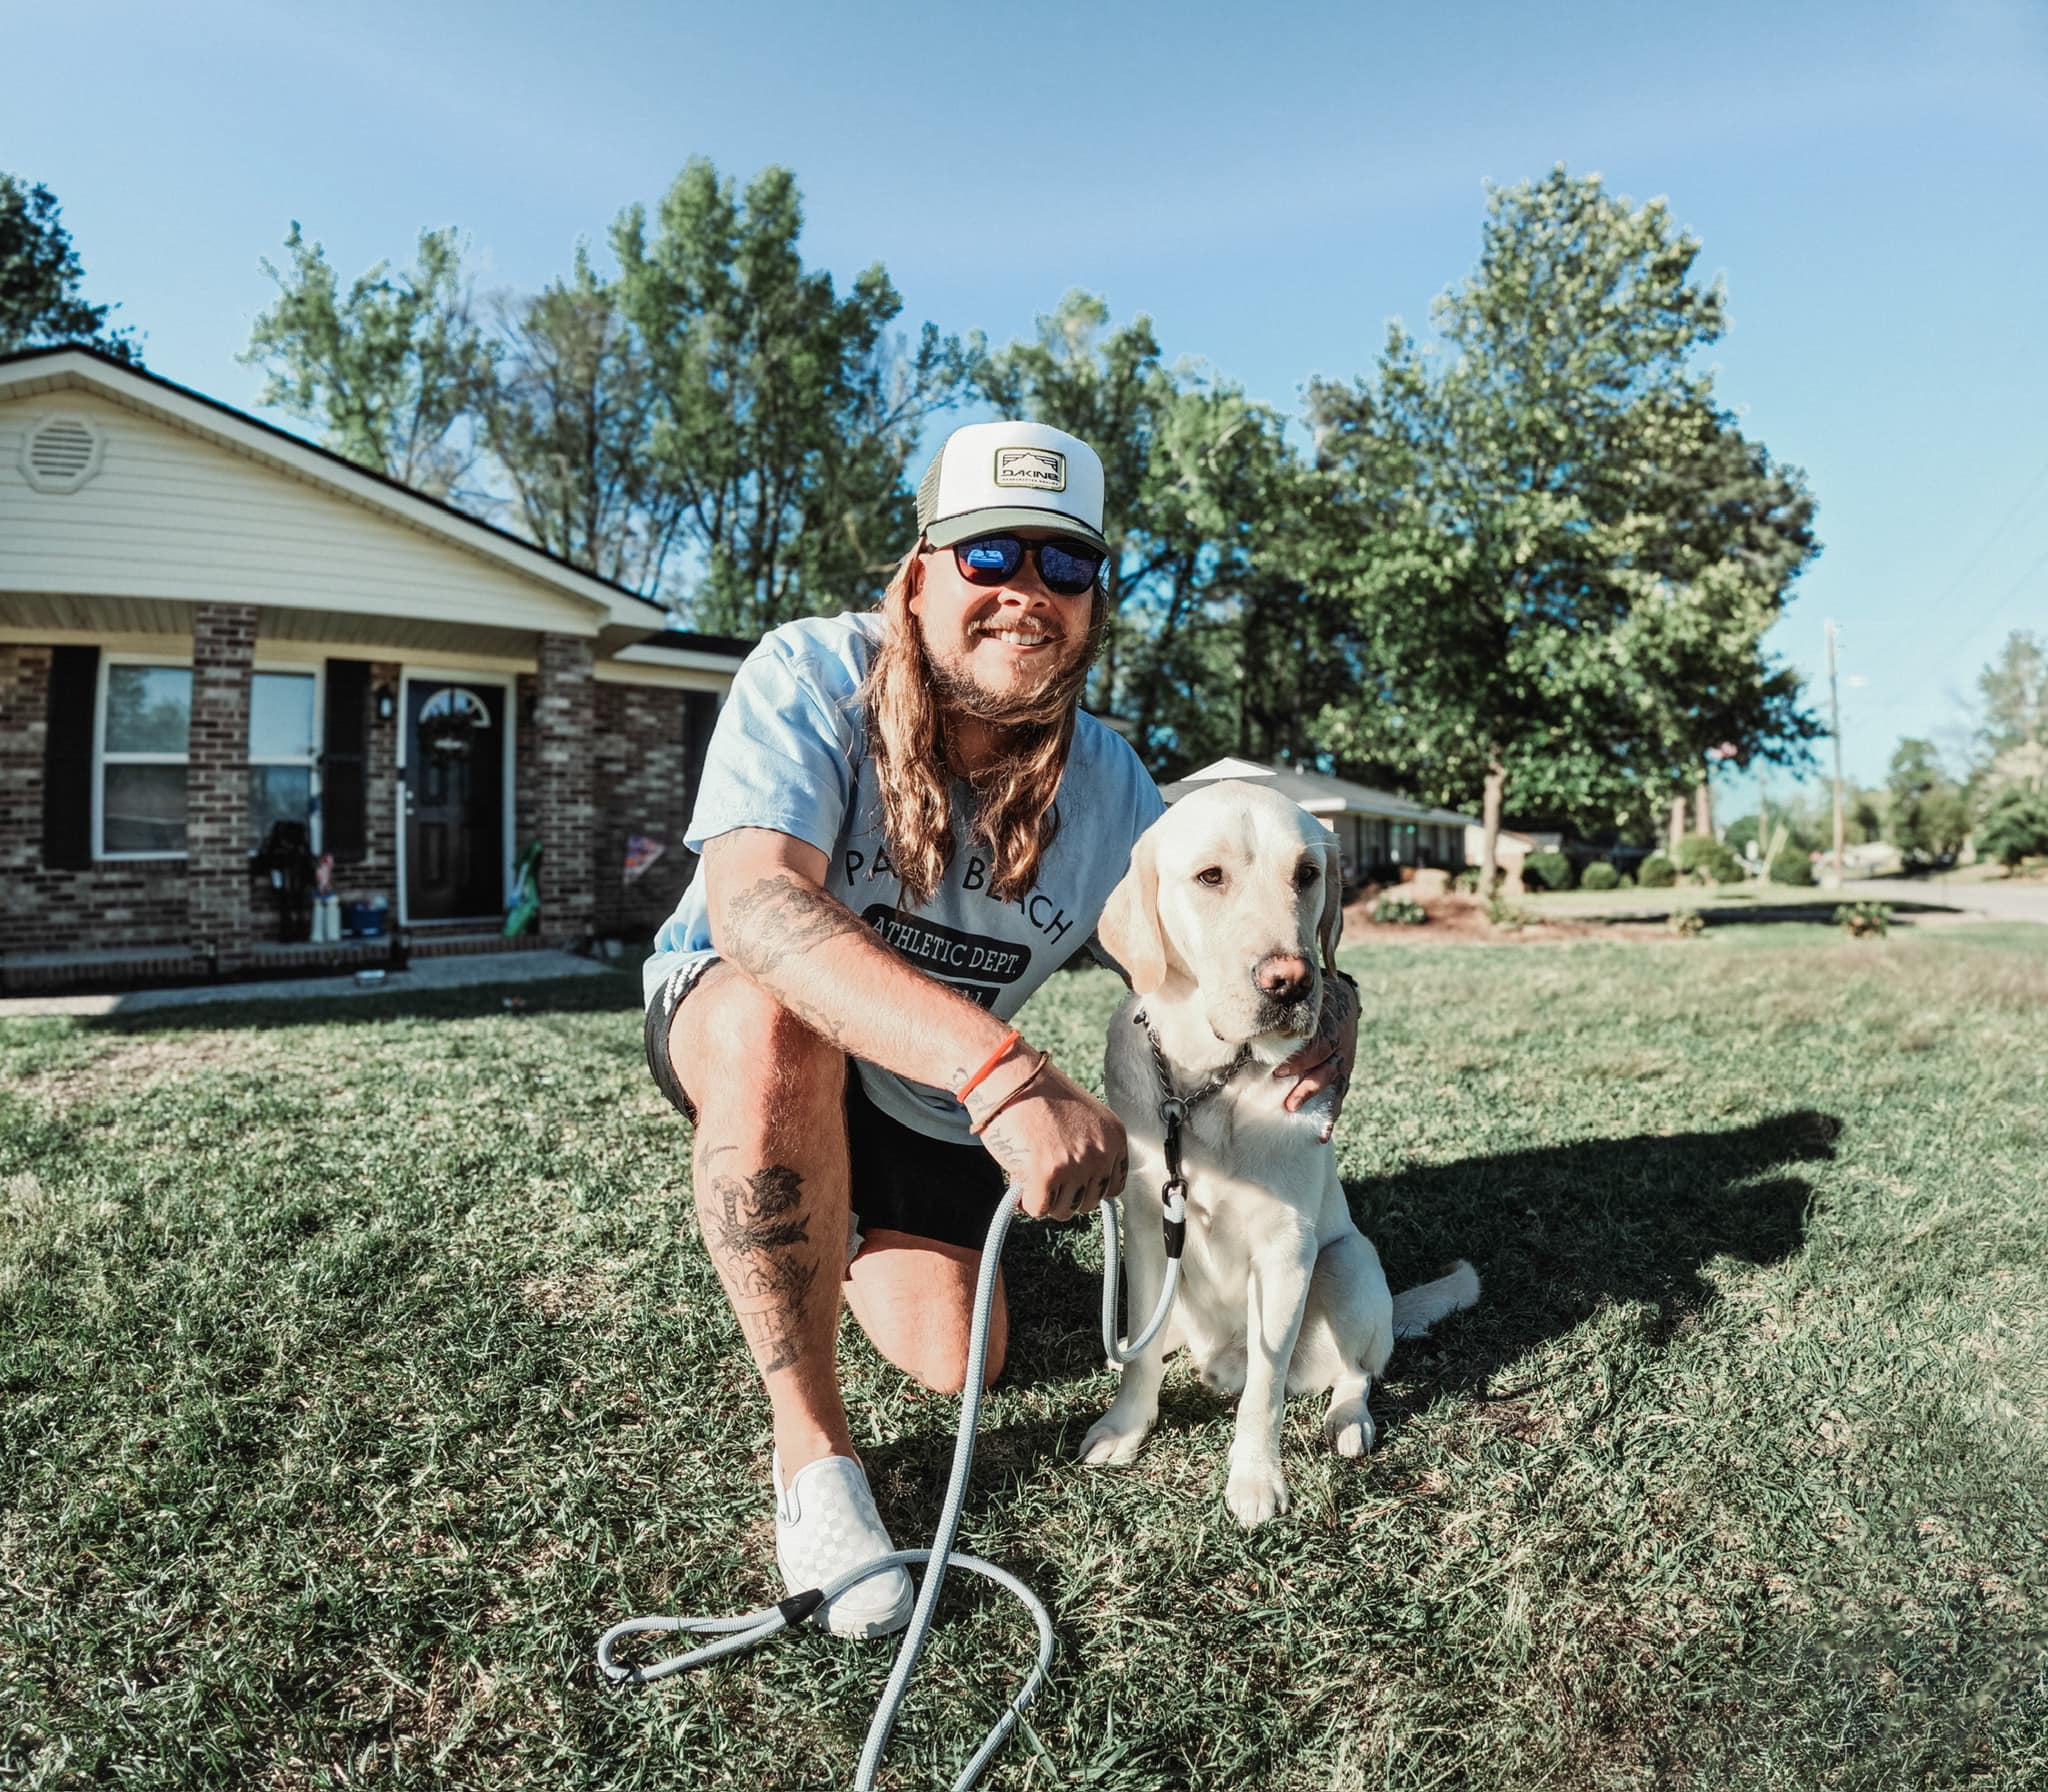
left=597, top=1034, right=1237, bottom=1789
left=598, top=1189, right=1051, bottom=1792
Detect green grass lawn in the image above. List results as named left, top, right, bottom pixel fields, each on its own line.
left=4, top=928, right=2044, bottom=1790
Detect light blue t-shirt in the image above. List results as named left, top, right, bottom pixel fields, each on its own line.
left=645, top=612, right=1166, bottom=1144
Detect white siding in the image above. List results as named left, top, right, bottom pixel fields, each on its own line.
left=0, top=391, right=597, bottom=637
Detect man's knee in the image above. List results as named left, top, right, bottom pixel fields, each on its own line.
left=673, top=968, right=846, bottom=1123
left=897, top=1299, right=1007, bottom=1394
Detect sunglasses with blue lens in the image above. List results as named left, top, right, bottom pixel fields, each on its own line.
left=952, top=532, right=1105, bottom=597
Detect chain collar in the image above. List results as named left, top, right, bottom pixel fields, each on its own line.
left=1132, top=1008, right=1250, bottom=1211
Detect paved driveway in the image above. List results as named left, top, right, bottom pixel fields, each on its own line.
left=1830, top=877, right=2048, bottom=926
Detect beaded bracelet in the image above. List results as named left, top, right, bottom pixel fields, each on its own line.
left=966, top=1051, right=1051, bottom=1137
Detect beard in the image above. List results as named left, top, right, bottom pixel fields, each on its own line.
left=918, top=611, right=1102, bottom=731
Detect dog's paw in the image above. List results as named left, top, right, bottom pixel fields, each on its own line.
left=1078, top=1412, right=1153, bottom=1466
left=1196, top=1346, right=1246, bottom=1398
left=1224, top=1456, right=1290, bottom=1528
left=1324, top=1392, right=1376, bottom=1458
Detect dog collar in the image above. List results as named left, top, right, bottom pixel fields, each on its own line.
left=1133, top=1010, right=1251, bottom=1259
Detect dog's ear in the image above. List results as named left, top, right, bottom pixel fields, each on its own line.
left=1098, top=828, right=1168, bottom=995
left=1317, top=838, right=1344, bottom=975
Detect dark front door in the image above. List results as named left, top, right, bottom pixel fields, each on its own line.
left=405, top=680, right=505, bottom=921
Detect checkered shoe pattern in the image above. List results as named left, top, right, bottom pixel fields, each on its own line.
left=772, top=1451, right=915, bottom=1639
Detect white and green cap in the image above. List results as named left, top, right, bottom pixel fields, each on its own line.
left=915, top=420, right=1108, bottom=552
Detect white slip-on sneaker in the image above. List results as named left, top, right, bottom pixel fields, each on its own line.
left=772, top=1450, right=915, bottom=1639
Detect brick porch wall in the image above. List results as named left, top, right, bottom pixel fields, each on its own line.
left=531, top=633, right=595, bottom=945
left=0, top=643, right=192, bottom=953
left=592, top=681, right=699, bottom=945
left=348, top=659, right=402, bottom=916
left=187, top=603, right=259, bottom=962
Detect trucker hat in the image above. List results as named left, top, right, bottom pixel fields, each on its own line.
left=915, top=420, right=1108, bottom=553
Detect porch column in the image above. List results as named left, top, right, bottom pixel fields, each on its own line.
left=533, top=631, right=595, bottom=945
left=187, top=603, right=258, bottom=964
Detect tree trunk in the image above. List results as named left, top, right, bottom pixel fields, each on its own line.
left=1480, top=751, right=1506, bottom=891
left=1668, top=795, right=1688, bottom=858
left=1694, top=776, right=1714, bottom=838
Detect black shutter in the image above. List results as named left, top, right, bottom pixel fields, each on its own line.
left=681, top=690, right=719, bottom=805
left=43, top=645, right=98, bottom=869
left=322, top=659, right=371, bottom=862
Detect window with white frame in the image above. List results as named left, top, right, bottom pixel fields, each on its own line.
left=99, top=661, right=192, bottom=857
left=248, top=670, right=319, bottom=851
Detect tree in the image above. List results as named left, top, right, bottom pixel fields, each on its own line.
left=243, top=224, right=494, bottom=500
left=974, top=292, right=1344, bottom=774
left=481, top=250, right=683, bottom=596
left=1975, top=785, right=2048, bottom=870
left=1307, top=168, right=1819, bottom=883
left=1974, top=630, right=2047, bottom=796
left=612, top=160, right=972, bottom=634
left=0, top=175, right=140, bottom=363
left=1886, top=738, right=1970, bottom=869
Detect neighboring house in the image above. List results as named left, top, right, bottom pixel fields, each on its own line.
left=0, top=345, right=752, bottom=990
left=1483, top=825, right=1563, bottom=875
left=1164, top=756, right=1478, bottom=881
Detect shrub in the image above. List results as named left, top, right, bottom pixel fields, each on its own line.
left=1486, top=894, right=1536, bottom=931
left=1580, top=861, right=1620, bottom=892
left=1372, top=897, right=1427, bottom=926
left=1639, top=853, right=1676, bottom=888
left=1522, top=849, right=1573, bottom=892
left=1835, top=901, right=1892, bottom=938
left=1451, top=868, right=1482, bottom=894
left=1667, top=907, right=1705, bottom=937
left=1676, top=832, right=1745, bottom=885
left=1769, top=848, right=1814, bottom=886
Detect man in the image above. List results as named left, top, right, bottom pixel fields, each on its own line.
left=642, top=420, right=1355, bottom=1638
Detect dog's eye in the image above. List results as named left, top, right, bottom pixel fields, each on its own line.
left=1195, top=866, right=1225, bottom=888
left=1295, top=861, right=1321, bottom=889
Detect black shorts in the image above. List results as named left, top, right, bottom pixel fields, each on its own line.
left=643, top=966, right=1009, bottom=1254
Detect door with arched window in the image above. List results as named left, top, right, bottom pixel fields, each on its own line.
left=404, top=680, right=506, bottom=921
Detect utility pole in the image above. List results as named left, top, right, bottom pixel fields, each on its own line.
left=1826, top=619, right=1847, bottom=884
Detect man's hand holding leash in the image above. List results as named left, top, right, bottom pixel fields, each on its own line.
left=961, top=1037, right=1127, bottom=1223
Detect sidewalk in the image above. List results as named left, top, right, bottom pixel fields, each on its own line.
left=0, top=948, right=620, bottom=1019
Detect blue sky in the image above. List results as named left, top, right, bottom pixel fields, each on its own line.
left=9, top=0, right=2045, bottom=800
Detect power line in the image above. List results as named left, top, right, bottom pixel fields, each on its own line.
left=1924, top=451, right=2048, bottom=620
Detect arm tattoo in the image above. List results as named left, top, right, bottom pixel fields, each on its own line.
left=724, top=876, right=866, bottom=978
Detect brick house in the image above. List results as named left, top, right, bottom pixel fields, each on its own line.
left=0, top=346, right=752, bottom=992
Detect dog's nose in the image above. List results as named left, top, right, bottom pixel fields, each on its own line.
left=1254, top=952, right=1313, bottom=1004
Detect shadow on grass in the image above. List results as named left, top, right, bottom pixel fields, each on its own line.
left=1357, top=1105, right=1834, bottom=1425
left=1592, top=903, right=1953, bottom=928
left=870, top=1107, right=1834, bottom=1495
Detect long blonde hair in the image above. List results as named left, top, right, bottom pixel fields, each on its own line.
left=859, top=546, right=1106, bottom=907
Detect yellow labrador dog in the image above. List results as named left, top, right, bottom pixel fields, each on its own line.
left=1081, top=780, right=1477, bottom=1526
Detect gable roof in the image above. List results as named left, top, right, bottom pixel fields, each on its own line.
left=1166, top=756, right=1482, bottom=828
left=0, top=344, right=672, bottom=640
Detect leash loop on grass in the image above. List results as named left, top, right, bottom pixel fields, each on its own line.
left=598, top=1188, right=1059, bottom=1792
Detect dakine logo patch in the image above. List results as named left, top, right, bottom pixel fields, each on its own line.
left=993, top=447, right=1066, bottom=491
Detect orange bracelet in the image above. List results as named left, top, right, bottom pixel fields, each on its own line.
left=956, top=1029, right=1023, bottom=1103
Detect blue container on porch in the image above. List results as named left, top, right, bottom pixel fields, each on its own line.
left=345, top=899, right=388, bottom=939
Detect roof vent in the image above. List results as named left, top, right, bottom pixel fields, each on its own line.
left=21, top=415, right=105, bottom=493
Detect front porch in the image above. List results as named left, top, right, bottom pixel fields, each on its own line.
left=0, top=924, right=554, bottom=998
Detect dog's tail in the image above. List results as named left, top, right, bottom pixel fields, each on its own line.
left=1391, top=1260, right=1480, bottom=1339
